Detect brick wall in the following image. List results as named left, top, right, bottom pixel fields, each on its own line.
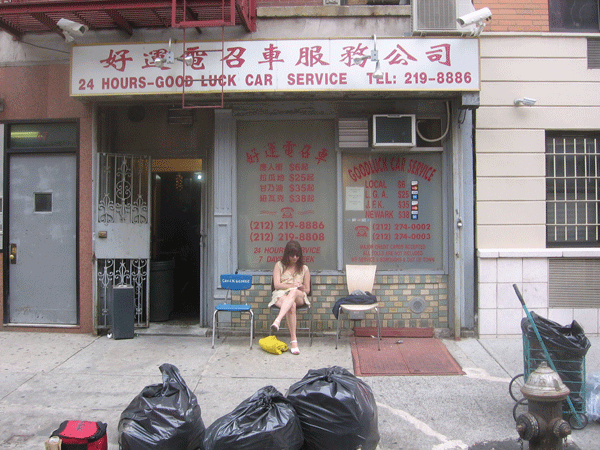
left=256, top=0, right=551, bottom=33
left=227, top=274, right=449, bottom=334
left=474, top=0, right=549, bottom=32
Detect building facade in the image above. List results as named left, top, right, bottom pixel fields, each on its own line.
left=474, top=0, right=600, bottom=336
left=1, top=0, right=596, bottom=338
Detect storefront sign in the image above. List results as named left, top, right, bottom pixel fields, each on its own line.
left=70, top=38, right=479, bottom=97
left=237, top=120, right=337, bottom=271
left=342, top=152, right=443, bottom=271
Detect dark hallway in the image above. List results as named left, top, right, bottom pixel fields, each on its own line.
left=152, top=171, right=202, bottom=322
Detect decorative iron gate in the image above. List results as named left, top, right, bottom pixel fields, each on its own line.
left=95, top=153, right=151, bottom=329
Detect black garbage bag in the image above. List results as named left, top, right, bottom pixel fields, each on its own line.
left=118, top=363, right=205, bottom=450
left=203, top=385, right=303, bottom=450
left=521, top=312, right=592, bottom=412
left=286, top=366, right=379, bottom=450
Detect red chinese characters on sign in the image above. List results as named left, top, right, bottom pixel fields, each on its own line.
left=239, top=121, right=336, bottom=269
left=300, top=145, right=311, bottom=158
left=79, top=39, right=474, bottom=98
left=99, top=45, right=252, bottom=74
left=259, top=171, right=285, bottom=182
left=426, top=44, right=451, bottom=66
left=222, top=47, right=246, bottom=68
left=245, top=141, right=329, bottom=165
left=259, top=163, right=284, bottom=172
left=246, top=148, right=260, bottom=164
left=296, top=46, right=330, bottom=67
left=316, top=148, right=328, bottom=165
left=259, top=43, right=285, bottom=70
left=284, top=141, right=296, bottom=157
left=384, top=45, right=418, bottom=66
left=142, top=49, right=169, bottom=70
left=248, top=140, right=327, bottom=205
left=185, top=47, right=211, bottom=70
left=259, top=163, right=285, bottom=203
left=96, top=40, right=460, bottom=78
left=340, top=43, right=370, bottom=67
left=265, top=142, right=280, bottom=158
left=100, top=49, right=133, bottom=72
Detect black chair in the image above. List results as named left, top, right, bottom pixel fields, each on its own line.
left=269, top=277, right=313, bottom=346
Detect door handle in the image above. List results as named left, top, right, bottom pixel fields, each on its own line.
left=9, top=243, right=17, bottom=264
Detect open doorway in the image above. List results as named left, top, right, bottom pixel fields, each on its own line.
left=96, top=104, right=213, bottom=331
left=151, top=167, right=203, bottom=323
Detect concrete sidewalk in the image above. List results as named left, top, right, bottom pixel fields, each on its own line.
left=0, top=329, right=598, bottom=450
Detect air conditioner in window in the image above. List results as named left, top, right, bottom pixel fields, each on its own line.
left=372, top=114, right=416, bottom=148
left=412, top=0, right=475, bottom=34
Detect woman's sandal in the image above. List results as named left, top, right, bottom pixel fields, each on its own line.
left=290, top=340, right=300, bottom=355
left=270, top=319, right=280, bottom=335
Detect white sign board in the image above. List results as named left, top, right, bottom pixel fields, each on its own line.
left=71, top=37, right=479, bottom=97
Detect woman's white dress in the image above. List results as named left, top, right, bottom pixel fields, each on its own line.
left=269, top=261, right=310, bottom=307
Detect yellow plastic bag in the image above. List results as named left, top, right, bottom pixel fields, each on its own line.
left=259, top=335, right=289, bottom=355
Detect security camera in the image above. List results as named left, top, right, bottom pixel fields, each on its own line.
left=456, top=7, right=492, bottom=27
left=514, top=97, right=537, bottom=106
left=57, top=18, right=88, bottom=36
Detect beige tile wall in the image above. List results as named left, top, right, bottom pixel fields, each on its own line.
left=478, top=251, right=600, bottom=337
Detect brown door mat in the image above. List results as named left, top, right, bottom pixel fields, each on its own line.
left=351, top=337, right=464, bottom=376
left=353, top=327, right=434, bottom=338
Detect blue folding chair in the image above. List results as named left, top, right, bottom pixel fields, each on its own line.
left=212, top=274, right=254, bottom=349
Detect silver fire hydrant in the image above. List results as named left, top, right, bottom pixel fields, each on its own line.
left=515, top=362, right=571, bottom=450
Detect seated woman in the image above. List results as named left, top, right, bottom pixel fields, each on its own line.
left=269, top=240, right=310, bottom=355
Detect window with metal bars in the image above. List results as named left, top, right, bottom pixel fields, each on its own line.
left=546, top=132, right=600, bottom=246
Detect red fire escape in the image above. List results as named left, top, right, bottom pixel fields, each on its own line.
left=0, top=0, right=257, bottom=40
left=0, top=0, right=257, bottom=107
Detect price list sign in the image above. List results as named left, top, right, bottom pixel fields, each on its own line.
left=342, top=152, right=443, bottom=271
left=237, top=120, right=337, bottom=270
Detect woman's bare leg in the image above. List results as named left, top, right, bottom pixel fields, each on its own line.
left=274, top=293, right=295, bottom=324
left=286, top=301, right=298, bottom=342
left=273, top=291, right=305, bottom=345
